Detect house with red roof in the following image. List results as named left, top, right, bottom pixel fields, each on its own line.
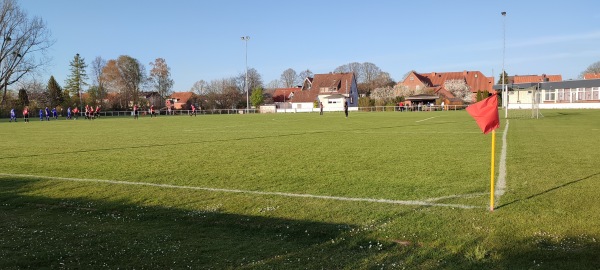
left=287, top=73, right=358, bottom=111
left=583, top=73, right=600, bottom=80
left=510, top=74, right=562, bottom=83
left=397, top=70, right=494, bottom=103
left=503, top=74, right=562, bottom=106
left=168, top=92, right=195, bottom=109
left=501, top=75, right=600, bottom=109
left=272, top=87, right=299, bottom=110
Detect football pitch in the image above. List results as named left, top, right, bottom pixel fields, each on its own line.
left=1, top=110, right=599, bottom=269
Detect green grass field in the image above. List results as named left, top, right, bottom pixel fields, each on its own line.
left=1, top=110, right=599, bottom=269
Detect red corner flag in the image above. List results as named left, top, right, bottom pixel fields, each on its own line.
left=466, top=94, right=500, bottom=134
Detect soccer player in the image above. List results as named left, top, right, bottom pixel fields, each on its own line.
left=67, top=107, right=71, bottom=120
left=190, top=104, right=196, bottom=116
left=150, top=105, right=155, bottom=118
left=39, top=109, right=44, bottom=121
left=9, top=108, right=17, bottom=122
left=52, top=107, right=58, bottom=120
left=133, top=104, right=139, bottom=119
left=45, top=107, right=51, bottom=121
left=23, top=107, right=29, bottom=123
left=95, top=105, right=101, bottom=118
left=73, top=107, right=79, bottom=120
left=344, top=100, right=348, bottom=118
left=319, top=102, right=323, bottom=116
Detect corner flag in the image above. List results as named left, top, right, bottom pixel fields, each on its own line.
left=466, top=94, right=500, bottom=134
left=466, top=94, right=501, bottom=211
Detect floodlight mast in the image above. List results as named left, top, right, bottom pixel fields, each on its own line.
left=241, top=36, right=250, bottom=114
left=501, top=11, right=507, bottom=118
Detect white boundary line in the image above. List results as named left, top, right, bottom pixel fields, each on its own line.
left=416, top=116, right=437, bottom=122
left=495, top=120, right=509, bottom=198
left=0, top=173, right=482, bottom=209
left=425, top=192, right=487, bottom=202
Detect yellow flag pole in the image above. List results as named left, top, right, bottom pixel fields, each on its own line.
left=490, top=130, right=496, bottom=212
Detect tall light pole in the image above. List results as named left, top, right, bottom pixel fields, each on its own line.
left=241, top=36, right=250, bottom=114
left=501, top=11, right=507, bottom=118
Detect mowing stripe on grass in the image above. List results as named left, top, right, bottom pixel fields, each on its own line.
left=0, top=173, right=482, bottom=209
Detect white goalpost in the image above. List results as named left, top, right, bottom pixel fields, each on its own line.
left=506, top=84, right=544, bottom=119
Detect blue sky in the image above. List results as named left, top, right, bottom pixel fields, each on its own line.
left=19, top=0, right=600, bottom=91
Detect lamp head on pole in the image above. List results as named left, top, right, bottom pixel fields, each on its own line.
left=501, top=11, right=506, bottom=16
left=241, top=36, right=250, bottom=41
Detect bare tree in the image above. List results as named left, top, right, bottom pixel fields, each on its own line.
left=334, top=62, right=363, bottom=82
left=190, top=80, right=207, bottom=95
left=298, top=69, right=313, bottom=80
left=580, top=60, right=600, bottom=78
left=246, top=68, right=263, bottom=91
left=362, top=62, right=382, bottom=83
left=21, top=78, right=47, bottom=108
left=0, top=0, right=54, bottom=106
left=117, top=55, right=145, bottom=106
left=280, top=68, right=297, bottom=88
left=149, top=58, right=173, bottom=98
left=372, top=72, right=395, bottom=88
left=236, top=67, right=262, bottom=97
left=265, top=79, right=281, bottom=89
left=205, top=77, right=240, bottom=109
left=90, top=56, right=106, bottom=105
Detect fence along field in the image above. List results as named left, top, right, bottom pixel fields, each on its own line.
left=1, top=110, right=599, bottom=269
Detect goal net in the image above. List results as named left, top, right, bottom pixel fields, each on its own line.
left=505, top=85, right=543, bottom=119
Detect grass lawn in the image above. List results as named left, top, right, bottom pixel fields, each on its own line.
left=1, top=109, right=599, bottom=269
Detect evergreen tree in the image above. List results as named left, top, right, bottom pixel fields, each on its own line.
left=47, top=76, right=63, bottom=107
left=17, top=88, right=29, bottom=109
left=64, top=53, right=88, bottom=108
left=482, top=90, right=490, bottom=98
left=476, top=90, right=483, bottom=102
left=250, top=87, right=264, bottom=108
left=497, top=71, right=509, bottom=85
left=62, top=89, right=72, bottom=108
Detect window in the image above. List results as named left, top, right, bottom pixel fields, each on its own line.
left=592, top=87, right=599, bottom=100
left=558, top=88, right=571, bottom=102
left=544, top=89, right=556, bottom=101
left=576, top=88, right=587, bottom=101
left=320, top=87, right=337, bottom=92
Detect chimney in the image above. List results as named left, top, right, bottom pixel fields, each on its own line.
left=463, top=70, right=468, bottom=76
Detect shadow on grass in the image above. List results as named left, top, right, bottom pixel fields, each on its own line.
left=0, top=120, right=459, bottom=160
left=543, top=111, right=583, bottom=118
left=2, top=177, right=599, bottom=269
left=0, top=177, right=361, bottom=268
left=419, top=236, right=600, bottom=270
left=496, top=172, right=600, bottom=210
